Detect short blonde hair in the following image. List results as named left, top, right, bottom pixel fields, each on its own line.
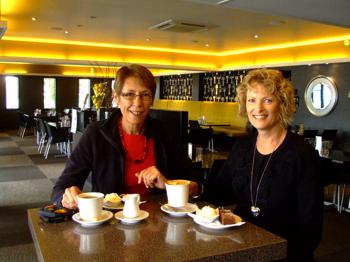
left=236, top=69, right=296, bottom=128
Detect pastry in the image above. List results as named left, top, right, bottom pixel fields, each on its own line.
left=219, top=209, right=240, bottom=225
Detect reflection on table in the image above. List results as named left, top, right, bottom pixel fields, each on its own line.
left=28, top=195, right=286, bottom=262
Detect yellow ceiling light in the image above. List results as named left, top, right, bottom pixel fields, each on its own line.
left=344, top=39, right=350, bottom=46
left=3, top=34, right=350, bottom=58
left=2, top=36, right=218, bottom=56
left=4, top=69, right=27, bottom=74
left=222, top=35, right=350, bottom=56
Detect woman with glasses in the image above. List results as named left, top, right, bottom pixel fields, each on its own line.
left=52, top=64, right=199, bottom=209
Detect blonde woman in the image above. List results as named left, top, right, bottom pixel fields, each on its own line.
left=204, top=69, right=323, bottom=261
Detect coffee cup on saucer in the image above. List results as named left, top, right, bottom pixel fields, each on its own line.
left=165, top=180, right=190, bottom=207
left=77, top=192, right=104, bottom=221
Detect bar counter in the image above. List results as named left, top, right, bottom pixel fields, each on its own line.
left=28, top=195, right=286, bottom=261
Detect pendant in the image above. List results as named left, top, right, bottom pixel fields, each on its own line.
left=251, top=206, right=260, bottom=217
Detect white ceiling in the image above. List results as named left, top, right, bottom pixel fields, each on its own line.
left=3, top=0, right=350, bottom=52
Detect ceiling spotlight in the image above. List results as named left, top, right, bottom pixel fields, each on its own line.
left=31, top=17, right=37, bottom=21
left=254, top=34, right=259, bottom=39
left=64, top=30, right=69, bottom=34
left=344, top=39, right=350, bottom=46
left=146, top=38, right=151, bottom=42
left=217, top=0, right=231, bottom=5
left=205, top=43, right=209, bottom=47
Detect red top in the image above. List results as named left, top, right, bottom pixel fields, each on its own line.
left=121, top=131, right=156, bottom=196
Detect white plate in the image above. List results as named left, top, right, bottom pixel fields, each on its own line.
left=103, top=200, right=123, bottom=210
left=160, top=203, right=197, bottom=217
left=72, top=210, right=113, bottom=227
left=115, top=210, right=149, bottom=224
left=191, top=214, right=245, bottom=230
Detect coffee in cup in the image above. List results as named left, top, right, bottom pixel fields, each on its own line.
left=77, top=192, right=104, bottom=221
left=165, top=180, right=190, bottom=207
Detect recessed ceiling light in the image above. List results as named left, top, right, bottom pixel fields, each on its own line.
left=31, top=17, right=37, bottom=21
left=205, top=43, right=209, bottom=47
left=64, top=30, right=69, bottom=34
left=269, top=20, right=286, bottom=26
left=146, top=38, right=151, bottom=42
left=217, top=0, right=231, bottom=5
left=51, top=27, right=63, bottom=31
left=254, top=34, right=259, bottom=39
left=344, top=39, right=350, bottom=46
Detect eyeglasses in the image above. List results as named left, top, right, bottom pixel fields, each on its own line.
left=120, top=92, right=153, bottom=101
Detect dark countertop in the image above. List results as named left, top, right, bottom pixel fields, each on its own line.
left=28, top=195, right=286, bottom=262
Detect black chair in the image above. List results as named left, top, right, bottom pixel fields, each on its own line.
left=43, top=122, right=71, bottom=159
left=321, top=129, right=337, bottom=141
left=189, top=120, right=200, bottom=129
left=339, top=161, right=350, bottom=213
left=302, top=129, right=319, bottom=148
left=188, top=127, right=213, bottom=150
left=303, top=129, right=319, bottom=138
left=17, top=113, right=34, bottom=138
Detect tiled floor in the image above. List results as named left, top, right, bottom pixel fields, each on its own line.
left=0, top=130, right=349, bottom=261
left=0, top=130, right=67, bottom=262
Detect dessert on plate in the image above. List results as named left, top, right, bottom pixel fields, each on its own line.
left=196, top=206, right=219, bottom=223
left=104, top=193, right=122, bottom=207
left=219, top=209, right=242, bottom=225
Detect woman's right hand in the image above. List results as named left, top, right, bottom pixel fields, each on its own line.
left=61, top=186, right=81, bottom=209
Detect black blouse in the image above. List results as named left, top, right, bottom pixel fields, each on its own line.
left=203, top=131, right=323, bottom=261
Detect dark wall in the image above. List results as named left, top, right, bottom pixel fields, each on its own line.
left=0, top=75, right=107, bottom=130
left=283, top=63, right=350, bottom=151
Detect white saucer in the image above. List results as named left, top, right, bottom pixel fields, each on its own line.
left=192, top=215, right=245, bottom=230
left=160, top=203, right=197, bottom=217
left=72, top=210, right=113, bottom=227
left=115, top=210, right=149, bottom=224
left=103, top=200, right=123, bottom=210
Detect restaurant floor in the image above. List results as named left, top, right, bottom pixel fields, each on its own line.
left=0, top=130, right=349, bottom=262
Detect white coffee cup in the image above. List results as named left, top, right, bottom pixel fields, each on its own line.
left=77, top=192, right=104, bottom=221
left=122, top=194, right=140, bottom=218
left=165, top=180, right=190, bottom=207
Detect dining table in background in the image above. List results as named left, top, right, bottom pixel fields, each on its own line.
left=28, top=195, right=286, bottom=262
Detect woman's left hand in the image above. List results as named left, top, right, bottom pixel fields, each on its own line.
left=135, top=166, right=166, bottom=189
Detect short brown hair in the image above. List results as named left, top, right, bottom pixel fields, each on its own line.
left=236, top=69, right=296, bottom=128
left=114, top=64, right=156, bottom=98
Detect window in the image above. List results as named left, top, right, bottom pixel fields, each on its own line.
left=78, top=79, right=91, bottom=109
left=5, top=76, right=19, bottom=109
left=43, top=78, right=56, bottom=109
left=111, top=80, right=118, bottom=108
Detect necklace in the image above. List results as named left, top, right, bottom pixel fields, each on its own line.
left=118, top=121, right=148, bottom=164
left=249, top=144, right=275, bottom=217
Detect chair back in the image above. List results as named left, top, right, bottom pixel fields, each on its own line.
left=188, top=128, right=213, bottom=148
left=321, top=129, right=337, bottom=141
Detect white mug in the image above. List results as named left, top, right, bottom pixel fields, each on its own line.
left=122, top=194, right=140, bottom=218
left=77, top=192, right=104, bottom=221
left=165, top=180, right=190, bottom=207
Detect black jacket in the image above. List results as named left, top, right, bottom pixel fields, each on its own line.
left=203, top=132, right=323, bottom=261
left=51, top=109, right=197, bottom=203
